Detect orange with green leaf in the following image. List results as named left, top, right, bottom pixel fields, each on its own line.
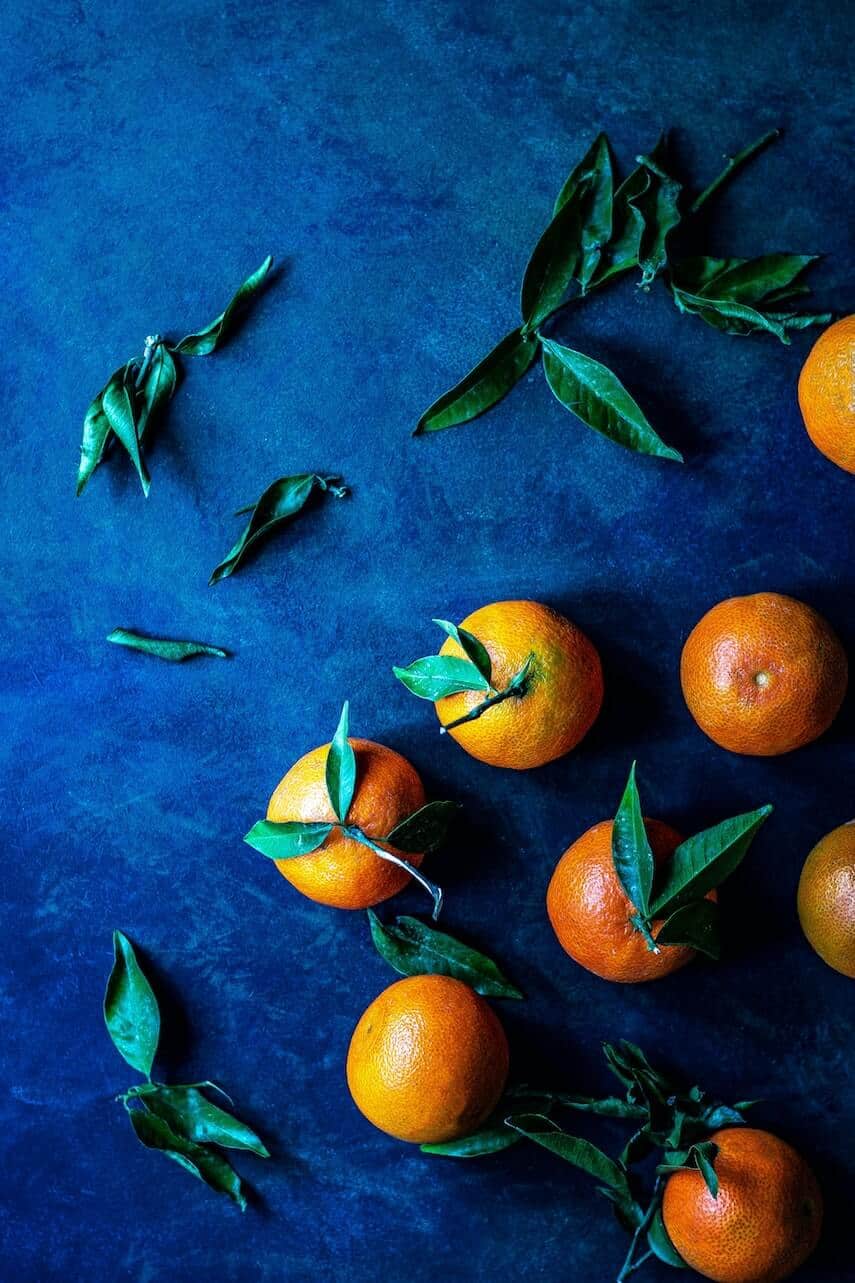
left=244, top=702, right=458, bottom=916
left=546, top=764, right=772, bottom=980
left=393, top=600, right=603, bottom=769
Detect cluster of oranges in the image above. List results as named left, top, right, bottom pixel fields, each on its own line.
left=248, top=319, right=853, bottom=1282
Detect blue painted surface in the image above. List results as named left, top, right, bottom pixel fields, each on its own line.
left=2, top=1, right=853, bottom=1279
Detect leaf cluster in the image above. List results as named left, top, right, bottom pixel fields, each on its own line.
left=104, top=931, right=268, bottom=1209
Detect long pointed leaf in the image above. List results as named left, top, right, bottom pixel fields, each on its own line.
left=651, top=805, right=772, bottom=916
left=432, top=619, right=492, bottom=684
left=101, top=364, right=151, bottom=495
left=132, top=1084, right=269, bottom=1156
left=655, top=899, right=720, bottom=959
left=611, top=762, right=654, bottom=916
left=137, top=343, right=177, bottom=441
left=104, top=931, right=160, bottom=1077
left=520, top=178, right=591, bottom=330
left=553, top=133, right=614, bottom=290
left=506, top=1114, right=630, bottom=1193
left=127, top=1108, right=247, bottom=1208
left=244, top=820, right=334, bottom=859
left=368, top=910, right=523, bottom=998
left=633, top=138, right=682, bottom=286
left=414, top=327, right=538, bottom=433
left=393, top=654, right=490, bottom=700
left=326, top=701, right=356, bottom=822
left=175, top=256, right=273, bottom=356
left=210, top=473, right=321, bottom=584
left=77, top=383, right=116, bottom=496
left=384, top=800, right=460, bottom=853
left=107, top=629, right=227, bottom=661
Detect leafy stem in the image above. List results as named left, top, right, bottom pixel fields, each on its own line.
left=690, top=128, right=780, bottom=214
left=342, top=825, right=443, bottom=920
left=616, top=1177, right=663, bottom=1283
left=440, top=654, right=534, bottom=733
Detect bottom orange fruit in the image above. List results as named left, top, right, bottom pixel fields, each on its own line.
left=662, top=1127, right=823, bottom=1283
left=346, top=974, right=509, bottom=1143
left=797, top=821, right=855, bottom=977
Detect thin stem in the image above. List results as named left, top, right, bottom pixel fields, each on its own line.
left=616, top=1176, right=663, bottom=1283
left=441, top=654, right=534, bottom=733
left=344, top=825, right=443, bottom=920
left=690, top=128, right=780, bottom=215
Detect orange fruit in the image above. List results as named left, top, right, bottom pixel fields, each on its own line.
left=346, top=974, right=509, bottom=1143
left=267, top=738, right=426, bottom=909
left=798, top=314, right=855, bottom=473
left=681, top=592, right=847, bottom=756
left=662, top=1127, right=823, bottom=1283
left=435, top=600, right=603, bottom=769
left=797, top=821, right=855, bottom=977
left=546, top=817, right=712, bottom=982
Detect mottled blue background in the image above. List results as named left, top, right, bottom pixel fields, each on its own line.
left=2, top=1, right=853, bottom=1279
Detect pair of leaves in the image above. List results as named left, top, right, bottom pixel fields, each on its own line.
left=609, top=762, right=772, bottom=957
left=670, top=253, right=831, bottom=343
left=367, top=910, right=523, bottom=998
left=106, top=628, right=228, bottom=662
left=105, top=933, right=267, bottom=1208
left=210, top=473, right=347, bottom=584
left=658, top=1141, right=720, bottom=1199
left=244, top=800, right=459, bottom=861
left=394, top=618, right=493, bottom=700
left=77, top=257, right=272, bottom=496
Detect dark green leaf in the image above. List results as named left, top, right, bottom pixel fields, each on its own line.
left=541, top=337, right=682, bottom=461
left=414, top=327, right=539, bottom=433
left=127, top=1108, right=247, bottom=1209
left=77, top=378, right=118, bottom=496
left=655, top=899, right=720, bottom=959
left=520, top=178, right=591, bottom=330
left=648, top=1209, right=686, bottom=1268
left=693, top=1142, right=719, bottom=1198
left=506, top=1114, right=630, bottom=1193
left=671, top=286, right=830, bottom=342
left=384, top=800, right=460, bottom=853
left=599, top=1185, right=646, bottom=1234
left=107, top=629, right=228, bottom=661
left=633, top=138, right=682, bottom=286
left=421, top=1124, right=521, bottom=1158
left=104, top=930, right=160, bottom=1077
left=137, top=343, right=177, bottom=442
left=131, top=1084, right=269, bottom=1156
left=589, top=160, right=650, bottom=287
left=367, top=910, right=523, bottom=998
left=651, top=805, right=773, bottom=916
left=243, top=819, right=334, bottom=859
left=433, top=619, right=492, bottom=684
left=621, top=1127, right=654, bottom=1166
left=612, top=762, right=654, bottom=917
left=553, top=134, right=614, bottom=291
left=101, top=363, right=151, bottom=496
left=672, top=255, right=818, bottom=305
left=209, top=473, right=336, bottom=584
left=392, top=654, right=491, bottom=701
left=326, top=700, right=357, bottom=823
left=175, top=255, right=273, bottom=356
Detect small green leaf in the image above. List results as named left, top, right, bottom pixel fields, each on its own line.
left=104, top=931, right=160, bottom=1078
left=421, top=1125, right=521, bottom=1158
left=393, top=654, right=491, bottom=701
left=131, top=1084, right=269, bottom=1156
left=210, top=473, right=341, bottom=584
left=384, top=800, right=460, bottom=853
left=107, top=629, right=228, bottom=661
left=101, top=363, right=151, bottom=496
left=541, top=337, right=682, bottom=461
left=655, top=899, right=720, bottom=959
left=77, top=380, right=117, bottom=496
left=137, top=343, right=177, bottom=442
left=433, top=619, right=492, bottom=684
left=693, top=1142, right=719, bottom=1197
left=367, top=910, right=523, bottom=998
left=612, top=762, right=654, bottom=917
left=520, top=177, right=591, bottom=331
left=553, top=133, right=614, bottom=291
left=127, top=1108, right=247, bottom=1209
left=514, top=1088, right=646, bottom=1120
left=648, top=1208, right=686, bottom=1268
left=326, top=701, right=357, bottom=823
left=651, top=805, right=773, bottom=916
left=506, top=1113, right=630, bottom=1194
left=175, top=255, right=273, bottom=356
left=632, top=137, right=682, bottom=286
left=243, top=820, right=334, bottom=859
left=588, top=159, right=650, bottom=287
left=414, top=327, right=539, bottom=433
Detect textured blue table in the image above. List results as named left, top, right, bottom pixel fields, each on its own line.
left=2, top=1, right=853, bottom=1279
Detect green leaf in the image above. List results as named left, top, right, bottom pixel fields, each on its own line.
left=243, top=819, right=334, bottom=859
left=650, top=805, right=773, bottom=916
left=506, top=1114, right=630, bottom=1194
left=553, top=133, right=614, bottom=291
left=367, top=910, right=523, bottom=998
left=432, top=619, right=492, bottom=684
left=130, top=1084, right=269, bottom=1156
left=513, top=1088, right=646, bottom=1120
left=612, top=762, right=654, bottom=917
left=127, top=1108, right=247, bottom=1209
left=588, top=160, right=650, bottom=287
left=175, top=255, right=273, bottom=356
left=104, top=930, right=160, bottom=1078
left=326, top=700, right=356, bottom=823
left=106, top=629, right=228, bottom=661
left=672, top=255, right=819, bottom=305
left=137, top=343, right=177, bottom=442
left=392, top=654, right=491, bottom=701
left=210, top=473, right=339, bottom=584
left=421, top=1124, right=521, bottom=1158
left=101, top=362, right=151, bottom=496
left=655, top=899, right=720, bottom=959
left=520, top=177, right=591, bottom=330
left=648, top=1208, right=686, bottom=1268
left=77, top=378, right=118, bottom=496
left=384, top=800, right=460, bottom=853
left=693, top=1142, right=719, bottom=1197
left=541, top=337, right=682, bottom=461
left=414, top=327, right=539, bottom=433
left=632, top=138, right=682, bottom=286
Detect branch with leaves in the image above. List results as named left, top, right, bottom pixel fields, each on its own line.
left=415, top=129, right=831, bottom=458
left=244, top=702, right=458, bottom=919
left=77, top=256, right=274, bottom=496
left=104, top=931, right=268, bottom=1210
